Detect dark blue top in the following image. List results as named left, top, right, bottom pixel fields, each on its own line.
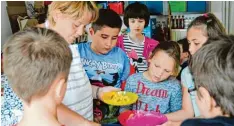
left=181, top=116, right=234, bottom=126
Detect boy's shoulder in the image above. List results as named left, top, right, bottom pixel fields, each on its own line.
left=112, top=46, right=128, bottom=56
left=181, top=116, right=234, bottom=126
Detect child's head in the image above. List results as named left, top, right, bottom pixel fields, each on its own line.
left=124, top=2, right=150, bottom=34
left=90, top=9, right=122, bottom=54
left=187, top=13, right=226, bottom=55
left=3, top=27, right=72, bottom=105
left=191, top=35, right=234, bottom=118
left=47, top=2, right=98, bottom=43
left=177, top=38, right=190, bottom=63
left=147, top=41, right=180, bottom=83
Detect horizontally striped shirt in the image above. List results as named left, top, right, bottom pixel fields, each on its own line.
left=44, top=21, right=93, bottom=120
left=123, top=34, right=148, bottom=72
left=62, top=44, right=93, bottom=120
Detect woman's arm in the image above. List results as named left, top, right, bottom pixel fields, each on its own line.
left=166, top=85, right=194, bottom=121
left=92, top=85, right=121, bottom=100
left=57, top=103, right=100, bottom=126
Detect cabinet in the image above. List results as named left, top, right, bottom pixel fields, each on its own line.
left=187, top=1, right=206, bottom=13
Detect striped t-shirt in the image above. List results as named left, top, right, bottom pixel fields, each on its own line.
left=122, top=34, right=148, bottom=72
left=45, top=21, right=93, bottom=120
left=63, top=44, right=93, bottom=120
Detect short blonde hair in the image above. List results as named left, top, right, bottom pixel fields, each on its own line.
left=150, top=41, right=181, bottom=77
left=3, top=27, right=72, bottom=103
left=47, top=1, right=98, bottom=26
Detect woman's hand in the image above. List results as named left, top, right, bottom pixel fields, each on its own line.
left=98, top=86, right=121, bottom=101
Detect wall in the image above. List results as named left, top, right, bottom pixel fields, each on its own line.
left=210, top=1, right=234, bottom=34
left=1, top=1, right=12, bottom=49
left=210, top=1, right=222, bottom=23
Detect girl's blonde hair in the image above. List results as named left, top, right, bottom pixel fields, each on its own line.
left=47, top=1, right=99, bottom=26
left=150, top=41, right=181, bottom=77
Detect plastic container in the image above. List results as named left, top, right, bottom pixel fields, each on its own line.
left=118, top=110, right=168, bottom=126
left=108, top=2, right=124, bottom=15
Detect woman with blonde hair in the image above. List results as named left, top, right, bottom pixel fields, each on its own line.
left=2, top=2, right=117, bottom=126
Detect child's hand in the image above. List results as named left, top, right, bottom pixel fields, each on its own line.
left=98, top=86, right=121, bottom=101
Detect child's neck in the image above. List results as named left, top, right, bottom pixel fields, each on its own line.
left=18, top=100, right=61, bottom=126
left=129, top=32, right=144, bottom=44
left=143, top=71, right=155, bottom=83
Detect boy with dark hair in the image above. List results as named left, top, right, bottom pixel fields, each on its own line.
left=3, top=27, right=72, bottom=126
left=176, top=38, right=190, bottom=80
left=78, top=9, right=130, bottom=124
left=181, top=35, right=234, bottom=126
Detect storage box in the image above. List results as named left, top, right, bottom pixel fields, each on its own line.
left=169, top=1, right=186, bottom=12
left=187, top=1, right=206, bottom=12
left=97, top=2, right=108, bottom=9
left=108, top=2, right=124, bottom=15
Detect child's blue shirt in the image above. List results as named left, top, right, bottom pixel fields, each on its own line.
left=78, top=42, right=130, bottom=88
left=122, top=73, right=182, bottom=114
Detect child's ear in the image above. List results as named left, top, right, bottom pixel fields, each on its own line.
left=198, top=87, right=212, bottom=110
left=54, top=78, right=66, bottom=104
left=89, top=27, right=95, bottom=36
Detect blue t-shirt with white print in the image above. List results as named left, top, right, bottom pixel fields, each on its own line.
left=78, top=42, right=130, bottom=124
left=123, top=73, right=182, bottom=114
left=78, top=42, right=130, bottom=88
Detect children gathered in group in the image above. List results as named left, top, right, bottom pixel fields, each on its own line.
left=78, top=9, right=130, bottom=124
left=117, top=2, right=159, bottom=74
left=2, top=1, right=234, bottom=126
left=3, top=28, right=73, bottom=126
left=121, top=41, right=182, bottom=114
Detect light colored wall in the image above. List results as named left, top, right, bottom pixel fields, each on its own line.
left=210, top=1, right=234, bottom=34
left=210, top=1, right=223, bottom=22
left=1, top=1, right=12, bottom=49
